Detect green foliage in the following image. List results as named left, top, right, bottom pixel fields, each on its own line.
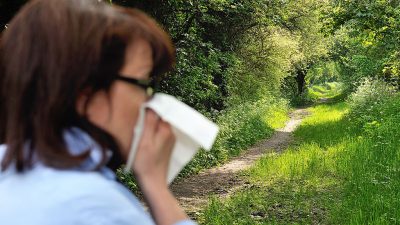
left=338, top=110, right=400, bottom=224
left=286, top=81, right=345, bottom=107
left=110, top=0, right=330, bottom=110
left=347, top=78, right=397, bottom=126
left=306, top=61, right=340, bottom=85
left=160, top=45, right=228, bottom=114
left=323, top=0, right=400, bottom=89
left=231, top=26, right=300, bottom=103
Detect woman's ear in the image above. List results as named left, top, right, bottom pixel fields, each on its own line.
left=76, top=88, right=113, bottom=129
left=76, top=88, right=92, bottom=116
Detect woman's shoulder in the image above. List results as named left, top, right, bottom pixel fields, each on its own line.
left=34, top=167, right=139, bottom=208
left=53, top=170, right=155, bottom=224
left=0, top=162, right=155, bottom=225
left=52, top=170, right=154, bottom=224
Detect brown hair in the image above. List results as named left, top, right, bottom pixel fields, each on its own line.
left=0, top=0, right=175, bottom=172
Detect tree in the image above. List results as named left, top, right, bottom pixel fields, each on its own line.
left=323, top=0, right=400, bottom=89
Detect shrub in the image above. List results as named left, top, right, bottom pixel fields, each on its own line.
left=347, top=78, right=397, bottom=126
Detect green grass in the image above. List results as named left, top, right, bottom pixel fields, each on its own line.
left=307, top=82, right=345, bottom=102
left=291, top=82, right=345, bottom=107
left=199, top=95, right=400, bottom=224
left=335, top=99, right=400, bottom=224
left=265, top=105, right=290, bottom=130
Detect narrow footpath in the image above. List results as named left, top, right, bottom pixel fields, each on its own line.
left=170, top=108, right=311, bottom=217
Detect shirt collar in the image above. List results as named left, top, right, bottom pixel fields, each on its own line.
left=0, top=128, right=116, bottom=179
left=63, top=127, right=116, bottom=180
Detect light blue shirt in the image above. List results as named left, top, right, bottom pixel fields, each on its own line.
left=0, top=128, right=196, bottom=225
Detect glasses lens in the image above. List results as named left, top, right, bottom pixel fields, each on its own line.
left=116, top=75, right=158, bottom=96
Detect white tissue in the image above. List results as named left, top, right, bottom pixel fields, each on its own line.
left=124, top=93, right=219, bottom=184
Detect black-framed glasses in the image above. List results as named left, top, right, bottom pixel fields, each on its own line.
left=115, top=75, right=156, bottom=96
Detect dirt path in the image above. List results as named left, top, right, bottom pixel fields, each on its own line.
left=170, top=108, right=310, bottom=218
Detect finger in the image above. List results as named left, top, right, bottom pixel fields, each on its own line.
left=156, top=120, right=176, bottom=144
left=142, top=109, right=159, bottom=138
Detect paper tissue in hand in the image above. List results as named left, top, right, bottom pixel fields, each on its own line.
left=124, top=93, right=219, bottom=184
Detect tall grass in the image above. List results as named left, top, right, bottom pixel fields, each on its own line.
left=334, top=80, right=400, bottom=224
left=199, top=86, right=400, bottom=224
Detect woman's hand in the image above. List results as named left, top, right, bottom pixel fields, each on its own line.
left=132, top=109, right=175, bottom=186
left=131, top=109, right=188, bottom=225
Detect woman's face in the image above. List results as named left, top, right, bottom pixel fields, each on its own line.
left=80, top=39, right=153, bottom=160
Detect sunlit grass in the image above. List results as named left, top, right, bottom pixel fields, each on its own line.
left=294, top=102, right=351, bottom=146
left=265, top=106, right=290, bottom=130
left=199, top=95, right=400, bottom=224
left=199, top=102, right=350, bottom=224
left=307, top=82, right=345, bottom=101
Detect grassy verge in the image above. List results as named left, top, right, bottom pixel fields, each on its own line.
left=199, top=102, right=349, bottom=224
left=199, top=93, right=400, bottom=224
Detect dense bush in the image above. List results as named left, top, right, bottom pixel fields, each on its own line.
left=347, top=78, right=397, bottom=126
left=306, top=61, right=340, bottom=85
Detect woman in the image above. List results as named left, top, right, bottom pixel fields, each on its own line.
left=0, top=0, right=195, bottom=224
